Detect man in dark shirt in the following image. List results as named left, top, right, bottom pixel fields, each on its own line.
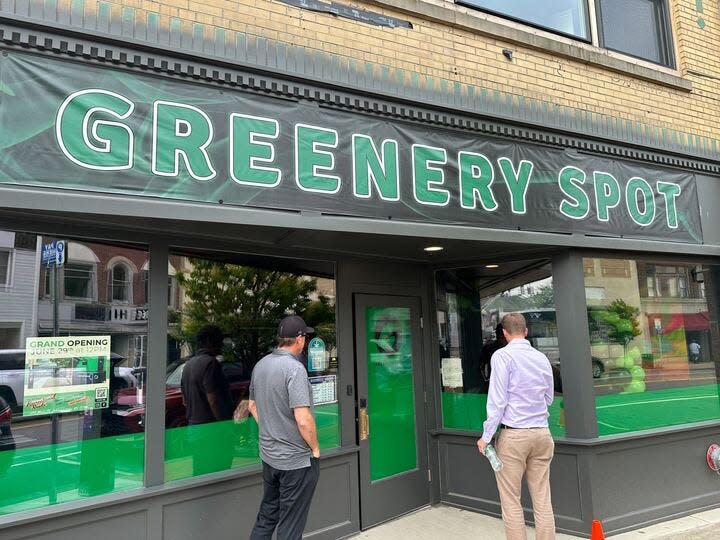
left=478, top=323, right=507, bottom=392
left=180, top=324, right=234, bottom=475
left=181, top=324, right=234, bottom=425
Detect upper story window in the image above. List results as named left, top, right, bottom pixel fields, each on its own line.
left=643, top=264, right=703, bottom=299
left=457, top=0, right=674, bottom=68
left=0, top=250, right=11, bottom=286
left=111, top=263, right=132, bottom=303
left=64, top=263, right=96, bottom=300
left=601, top=258, right=631, bottom=278
left=597, top=0, right=673, bottom=67
left=458, top=0, right=590, bottom=39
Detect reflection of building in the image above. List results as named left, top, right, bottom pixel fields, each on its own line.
left=0, top=231, right=40, bottom=348
left=37, top=239, right=148, bottom=366
left=584, top=258, right=711, bottom=366
left=639, top=262, right=710, bottom=366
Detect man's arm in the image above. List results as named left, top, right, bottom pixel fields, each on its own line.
left=294, top=406, right=320, bottom=458
left=248, top=399, right=258, bottom=421
left=544, top=374, right=555, bottom=407
left=203, top=360, right=233, bottom=421
left=544, top=356, right=555, bottom=406
left=478, top=352, right=510, bottom=452
left=207, top=392, right=225, bottom=420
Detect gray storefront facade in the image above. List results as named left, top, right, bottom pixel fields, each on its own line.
left=0, top=12, right=719, bottom=540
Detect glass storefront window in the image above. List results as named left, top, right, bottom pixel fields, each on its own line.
left=164, top=253, right=339, bottom=481
left=436, top=261, right=565, bottom=437
left=0, top=231, right=147, bottom=516
left=584, top=258, right=720, bottom=436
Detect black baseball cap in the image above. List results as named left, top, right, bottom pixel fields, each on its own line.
left=278, top=315, right=314, bottom=338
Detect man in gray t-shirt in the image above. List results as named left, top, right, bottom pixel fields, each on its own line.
left=248, top=315, right=320, bottom=540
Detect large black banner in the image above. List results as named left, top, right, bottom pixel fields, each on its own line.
left=0, top=53, right=702, bottom=243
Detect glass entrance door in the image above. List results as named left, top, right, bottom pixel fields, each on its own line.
left=354, top=294, right=429, bottom=529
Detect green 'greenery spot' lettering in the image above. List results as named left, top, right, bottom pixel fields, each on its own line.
left=459, top=152, right=497, bottom=211
left=594, top=172, right=621, bottom=222
left=352, top=135, right=399, bottom=200
left=412, top=145, right=449, bottom=206
left=230, top=114, right=280, bottom=186
left=295, top=124, right=340, bottom=193
left=498, top=157, right=533, bottom=214
left=558, top=166, right=589, bottom=219
left=152, top=101, right=216, bottom=180
left=626, top=177, right=656, bottom=226
left=657, top=182, right=681, bottom=229
left=56, top=90, right=134, bottom=170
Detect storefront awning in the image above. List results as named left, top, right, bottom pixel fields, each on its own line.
left=660, top=312, right=710, bottom=334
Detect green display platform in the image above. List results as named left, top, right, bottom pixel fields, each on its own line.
left=441, top=384, right=720, bottom=438
left=596, top=383, right=720, bottom=436
left=165, top=402, right=340, bottom=481
left=441, top=392, right=566, bottom=437
left=0, top=432, right=144, bottom=516
left=0, top=404, right=339, bottom=515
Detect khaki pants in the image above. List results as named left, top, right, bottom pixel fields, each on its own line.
left=495, top=427, right=555, bottom=540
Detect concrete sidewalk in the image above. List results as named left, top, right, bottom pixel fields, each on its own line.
left=347, top=505, right=720, bottom=539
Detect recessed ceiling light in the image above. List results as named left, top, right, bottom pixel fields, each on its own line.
left=485, top=264, right=499, bottom=268
left=423, top=246, right=444, bottom=252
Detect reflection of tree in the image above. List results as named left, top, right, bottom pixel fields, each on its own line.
left=302, top=294, right=336, bottom=347
left=527, top=286, right=554, bottom=309
left=597, top=299, right=641, bottom=349
left=172, top=260, right=334, bottom=370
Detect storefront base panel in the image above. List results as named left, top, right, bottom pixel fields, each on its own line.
left=590, top=424, right=720, bottom=536
left=437, top=426, right=720, bottom=537
left=0, top=452, right=360, bottom=540
left=436, top=434, right=589, bottom=536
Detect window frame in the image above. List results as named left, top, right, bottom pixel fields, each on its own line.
left=455, top=0, right=675, bottom=69
left=595, top=0, right=675, bottom=68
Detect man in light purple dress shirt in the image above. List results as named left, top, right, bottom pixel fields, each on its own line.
left=476, top=312, right=556, bottom=540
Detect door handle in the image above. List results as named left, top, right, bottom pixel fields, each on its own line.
left=359, top=407, right=370, bottom=441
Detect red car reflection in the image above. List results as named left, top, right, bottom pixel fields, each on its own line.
left=111, top=360, right=250, bottom=433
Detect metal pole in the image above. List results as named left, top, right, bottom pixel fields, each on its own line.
left=53, top=264, right=59, bottom=337
left=50, top=262, right=59, bottom=504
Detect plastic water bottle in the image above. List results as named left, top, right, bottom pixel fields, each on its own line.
left=484, top=444, right=503, bottom=471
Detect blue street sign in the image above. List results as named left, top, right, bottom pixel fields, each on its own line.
left=55, top=241, right=65, bottom=267
left=41, top=241, right=56, bottom=267
left=42, top=240, right=66, bottom=267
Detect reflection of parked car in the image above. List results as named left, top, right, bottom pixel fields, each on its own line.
left=0, top=350, right=46, bottom=412
left=0, top=395, right=14, bottom=451
left=0, top=350, right=128, bottom=414
left=113, top=359, right=250, bottom=433
left=591, top=358, right=605, bottom=378
left=552, top=356, right=632, bottom=394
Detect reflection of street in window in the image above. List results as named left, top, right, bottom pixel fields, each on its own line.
left=163, top=253, right=338, bottom=483
left=0, top=236, right=149, bottom=514
left=584, top=258, right=720, bottom=436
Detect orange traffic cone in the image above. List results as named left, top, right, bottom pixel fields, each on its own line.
left=590, top=519, right=605, bottom=540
